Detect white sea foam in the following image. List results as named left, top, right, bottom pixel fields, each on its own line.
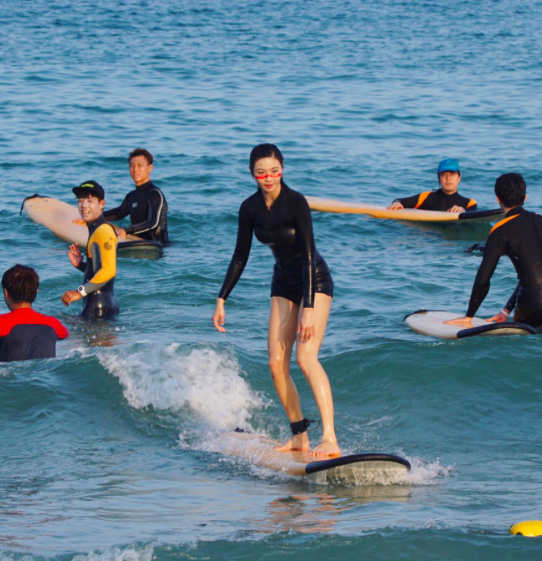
left=403, top=455, right=454, bottom=485
left=99, top=344, right=267, bottom=430
left=0, top=546, right=154, bottom=561
left=71, top=544, right=154, bottom=561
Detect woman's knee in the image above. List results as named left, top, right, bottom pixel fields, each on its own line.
left=269, top=355, right=288, bottom=378
left=296, top=352, right=318, bottom=374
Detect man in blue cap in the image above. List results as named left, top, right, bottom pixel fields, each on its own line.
left=387, top=158, right=477, bottom=212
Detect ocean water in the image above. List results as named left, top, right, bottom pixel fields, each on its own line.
left=1, top=0, right=542, bottom=559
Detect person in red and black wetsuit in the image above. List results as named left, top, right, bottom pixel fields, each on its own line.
left=212, top=143, right=340, bottom=458
left=0, top=265, right=69, bottom=362
left=104, top=148, right=169, bottom=245
left=387, top=158, right=477, bottom=213
left=447, top=173, right=542, bottom=329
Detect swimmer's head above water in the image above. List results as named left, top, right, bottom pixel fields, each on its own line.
left=128, top=148, right=154, bottom=187
left=2, top=264, right=39, bottom=310
left=72, top=180, right=106, bottom=223
left=495, top=172, right=526, bottom=209
left=437, top=158, right=461, bottom=195
left=249, top=143, right=285, bottom=197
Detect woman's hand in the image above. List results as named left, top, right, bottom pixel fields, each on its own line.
left=298, top=308, right=316, bottom=343
left=212, top=298, right=227, bottom=333
left=67, top=244, right=82, bottom=268
left=447, top=205, right=465, bottom=213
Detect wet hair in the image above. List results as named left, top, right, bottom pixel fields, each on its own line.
left=129, top=148, right=153, bottom=166
left=249, top=143, right=284, bottom=177
left=495, top=173, right=526, bottom=208
left=2, top=264, right=39, bottom=304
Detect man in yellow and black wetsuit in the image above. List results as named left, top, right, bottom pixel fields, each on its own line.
left=447, top=173, right=542, bottom=329
left=61, top=181, right=119, bottom=319
left=387, top=158, right=477, bottom=212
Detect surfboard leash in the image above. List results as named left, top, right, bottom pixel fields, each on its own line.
left=290, top=418, right=320, bottom=435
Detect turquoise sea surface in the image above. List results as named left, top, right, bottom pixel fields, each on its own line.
left=1, top=0, right=542, bottom=559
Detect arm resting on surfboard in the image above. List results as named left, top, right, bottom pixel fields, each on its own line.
left=394, top=193, right=428, bottom=209
left=123, top=190, right=165, bottom=237
left=504, top=283, right=520, bottom=313
left=486, top=283, right=519, bottom=323
left=103, top=195, right=130, bottom=222
left=465, top=228, right=507, bottom=317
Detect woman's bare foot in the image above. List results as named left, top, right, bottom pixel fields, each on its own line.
left=275, top=432, right=310, bottom=452
left=309, top=439, right=341, bottom=458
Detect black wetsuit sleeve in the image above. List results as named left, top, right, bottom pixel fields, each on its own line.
left=294, top=195, right=316, bottom=308
left=77, top=261, right=87, bottom=273
left=218, top=204, right=254, bottom=301
left=104, top=195, right=130, bottom=221
left=396, top=194, right=423, bottom=209
left=124, top=190, right=165, bottom=236
left=504, top=283, right=520, bottom=313
left=466, top=231, right=507, bottom=317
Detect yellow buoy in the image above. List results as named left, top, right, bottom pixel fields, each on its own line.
left=509, top=521, right=542, bottom=537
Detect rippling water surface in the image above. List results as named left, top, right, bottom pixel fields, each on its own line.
left=1, top=0, right=542, bottom=559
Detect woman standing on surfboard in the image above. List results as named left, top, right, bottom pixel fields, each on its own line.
left=212, top=144, right=340, bottom=458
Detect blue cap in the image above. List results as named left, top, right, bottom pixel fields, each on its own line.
left=437, top=158, right=460, bottom=174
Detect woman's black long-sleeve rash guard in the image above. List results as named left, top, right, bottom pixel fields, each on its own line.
left=218, top=184, right=322, bottom=308
left=466, top=206, right=542, bottom=317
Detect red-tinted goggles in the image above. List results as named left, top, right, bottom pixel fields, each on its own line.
left=254, top=172, right=282, bottom=180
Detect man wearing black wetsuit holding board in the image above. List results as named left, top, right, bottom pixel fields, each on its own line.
left=387, top=158, right=477, bottom=212
left=104, top=148, right=169, bottom=245
left=448, top=173, right=542, bottom=329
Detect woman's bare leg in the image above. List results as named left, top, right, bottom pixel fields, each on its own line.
left=268, top=296, right=309, bottom=451
left=296, top=293, right=340, bottom=457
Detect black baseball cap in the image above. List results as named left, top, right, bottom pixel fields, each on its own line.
left=72, top=180, right=105, bottom=200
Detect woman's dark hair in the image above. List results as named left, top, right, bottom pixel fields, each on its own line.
left=495, top=173, right=526, bottom=208
left=2, top=264, right=39, bottom=303
left=249, top=143, right=284, bottom=177
left=129, top=148, right=153, bottom=165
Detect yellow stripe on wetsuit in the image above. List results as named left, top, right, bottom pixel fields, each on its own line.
left=490, top=214, right=520, bottom=235
left=414, top=191, right=432, bottom=209
left=85, top=224, right=117, bottom=290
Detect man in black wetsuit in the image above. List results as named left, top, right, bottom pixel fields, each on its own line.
left=104, top=148, right=169, bottom=245
left=1, top=264, right=69, bottom=362
left=387, top=158, right=477, bottom=212
left=447, top=173, right=542, bottom=329
left=61, top=181, right=120, bottom=319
